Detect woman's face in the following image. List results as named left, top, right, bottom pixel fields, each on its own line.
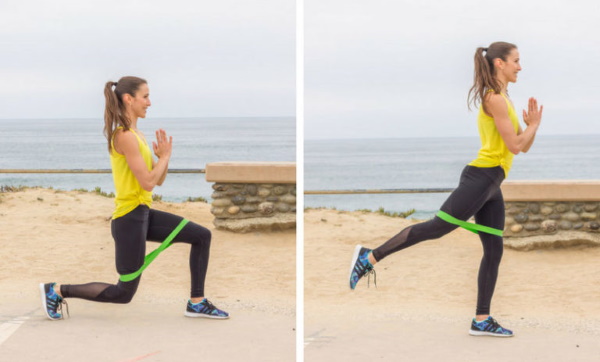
left=497, top=48, right=521, bottom=84
left=130, top=83, right=151, bottom=119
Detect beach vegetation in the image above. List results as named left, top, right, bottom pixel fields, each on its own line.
left=357, top=207, right=416, bottom=218
left=186, top=196, right=208, bottom=203
left=0, top=185, right=29, bottom=193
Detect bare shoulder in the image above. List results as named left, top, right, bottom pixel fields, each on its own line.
left=483, top=93, right=508, bottom=117
left=114, top=129, right=139, bottom=153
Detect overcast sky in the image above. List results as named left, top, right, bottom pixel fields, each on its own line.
left=306, top=0, right=600, bottom=139
left=0, top=0, right=295, bottom=119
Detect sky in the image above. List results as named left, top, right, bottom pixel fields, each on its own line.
left=305, top=0, right=600, bottom=139
left=0, top=0, right=295, bottom=119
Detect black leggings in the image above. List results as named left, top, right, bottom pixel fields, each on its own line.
left=372, top=165, right=505, bottom=315
left=61, top=205, right=211, bottom=303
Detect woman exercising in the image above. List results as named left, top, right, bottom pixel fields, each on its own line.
left=349, top=42, right=543, bottom=337
left=40, top=76, right=228, bottom=320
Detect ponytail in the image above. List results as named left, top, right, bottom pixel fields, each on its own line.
left=467, top=42, right=517, bottom=115
left=103, top=76, right=147, bottom=152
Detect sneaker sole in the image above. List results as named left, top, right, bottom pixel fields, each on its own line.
left=39, top=283, right=61, bottom=321
left=348, top=245, right=363, bottom=290
left=184, top=311, right=230, bottom=319
left=469, top=329, right=514, bottom=337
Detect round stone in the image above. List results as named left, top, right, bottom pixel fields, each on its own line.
left=276, top=203, right=290, bottom=212
left=528, top=203, right=540, bottom=214
left=529, top=215, right=545, bottom=222
left=246, top=184, right=258, bottom=196
left=241, top=205, right=258, bottom=213
left=258, top=188, right=271, bottom=197
left=584, top=203, right=599, bottom=212
left=581, top=212, right=597, bottom=221
left=510, top=224, right=523, bottom=233
left=573, top=223, right=584, bottom=230
left=212, top=184, right=228, bottom=191
left=212, top=199, right=232, bottom=207
left=572, top=205, right=583, bottom=213
left=226, top=189, right=240, bottom=197
left=258, top=202, right=274, bottom=215
left=228, top=206, right=240, bottom=215
left=507, top=207, right=522, bottom=215
left=273, top=186, right=287, bottom=196
left=211, top=191, right=227, bottom=199
left=562, top=212, right=580, bottom=222
left=245, top=196, right=262, bottom=204
left=266, top=196, right=279, bottom=202
left=540, top=207, right=553, bottom=216
left=549, top=214, right=561, bottom=220
left=281, top=195, right=296, bottom=205
left=211, top=207, right=225, bottom=215
left=505, top=216, right=515, bottom=225
left=524, top=223, right=541, bottom=232
left=558, top=220, right=572, bottom=230
left=590, top=222, right=600, bottom=230
left=232, top=195, right=246, bottom=205
left=514, top=213, right=528, bottom=223
left=541, top=220, right=557, bottom=233
left=555, top=204, right=568, bottom=213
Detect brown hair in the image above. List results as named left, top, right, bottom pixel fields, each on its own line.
left=467, top=42, right=517, bottom=115
left=103, top=76, right=147, bottom=152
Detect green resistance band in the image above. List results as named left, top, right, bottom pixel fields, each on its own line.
left=119, top=219, right=190, bottom=282
left=436, top=211, right=503, bottom=237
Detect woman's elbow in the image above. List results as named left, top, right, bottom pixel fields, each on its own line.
left=140, top=180, right=156, bottom=192
left=508, top=146, right=521, bottom=155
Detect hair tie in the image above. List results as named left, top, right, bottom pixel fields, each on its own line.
left=113, top=82, right=118, bottom=88
left=483, top=48, right=488, bottom=52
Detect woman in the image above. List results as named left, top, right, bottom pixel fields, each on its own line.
left=349, top=42, right=542, bottom=337
left=40, top=76, right=228, bottom=320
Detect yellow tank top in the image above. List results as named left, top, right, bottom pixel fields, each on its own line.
left=468, top=93, right=519, bottom=177
left=110, top=128, right=153, bottom=219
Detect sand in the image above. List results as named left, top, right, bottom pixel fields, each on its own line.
left=304, top=208, right=600, bottom=362
left=0, top=188, right=295, bottom=362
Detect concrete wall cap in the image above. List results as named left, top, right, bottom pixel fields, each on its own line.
left=206, top=162, right=296, bottom=183
left=502, top=180, right=600, bottom=201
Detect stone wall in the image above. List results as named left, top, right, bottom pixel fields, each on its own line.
left=210, top=182, right=296, bottom=219
left=500, top=181, right=600, bottom=249
left=205, top=162, right=296, bottom=233
left=504, top=201, right=599, bottom=237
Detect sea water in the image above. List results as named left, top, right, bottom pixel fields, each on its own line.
left=305, top=135, right=600, bottom=219
left=0, top=117, right=295, bottom=202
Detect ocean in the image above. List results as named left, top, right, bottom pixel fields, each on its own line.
left=305, top=135, right=600, bottom=219
left=0, top=117, right=295, bottom=202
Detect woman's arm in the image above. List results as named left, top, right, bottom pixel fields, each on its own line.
left=517, top=125, right=536, bottom=153
left=486, top=94, right=542, bottom=155
left=115, top=129, right=172, bottom=192
left=152, top=158, right=168, bottom=186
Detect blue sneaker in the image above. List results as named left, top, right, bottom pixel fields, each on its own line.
left=469, top=316, right=513, bottom=337
left=184, top=299, right=229, bottom=319
left=39, top=283, right=68, bottom=320
left=349, top=245, right=376, bottom=290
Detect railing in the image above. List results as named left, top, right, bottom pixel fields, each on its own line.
left=304, top=188, right=453, bottom=195
left=0, top=169, right=204, bottom=174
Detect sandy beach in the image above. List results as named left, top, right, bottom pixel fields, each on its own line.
left=304, top=208, right=600, bottom=362
left=0, top=188, right=295, bottom=362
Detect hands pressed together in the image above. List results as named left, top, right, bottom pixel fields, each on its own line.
left=522, top=97, right=543, bottom=127
left=152, top=129, right=172, bottom=159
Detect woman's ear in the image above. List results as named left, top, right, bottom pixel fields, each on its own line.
left=122, top=93, right=132, bottom=106
left=494, top=58, right=503, bottom=70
